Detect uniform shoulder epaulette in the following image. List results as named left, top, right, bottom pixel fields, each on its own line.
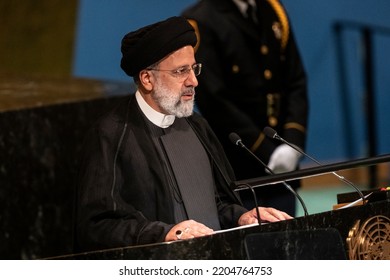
left=266, top=0, right=289, bottom=51
left=187, top=19, right=200, bottom=52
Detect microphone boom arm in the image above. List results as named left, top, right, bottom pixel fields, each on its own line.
left=229, top=132, right=309, bottom=217
left=263, top=126, right=367, bottom=204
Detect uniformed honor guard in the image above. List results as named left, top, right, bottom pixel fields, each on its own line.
left=182, top=0, right=309, bottom=216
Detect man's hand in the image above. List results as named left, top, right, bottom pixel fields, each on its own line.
left=165, top=219, right=214, bottom=242
left=238, top=207, right=293, bottom=225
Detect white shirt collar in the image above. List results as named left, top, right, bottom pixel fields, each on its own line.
left=135, top=90, right=175, bottom=128
left=232, top=0, right=257, bottom=16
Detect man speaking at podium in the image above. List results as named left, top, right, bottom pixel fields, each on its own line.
left=75, top=16, right=291, bottom=252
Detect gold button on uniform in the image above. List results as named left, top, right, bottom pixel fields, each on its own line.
left=260, top=45, right=268, bottom=55
left=232, top=64, right=240, bottom=73
left=268, top=116, right=278, bottom=127
left=264, top=69, right=272, bottom=79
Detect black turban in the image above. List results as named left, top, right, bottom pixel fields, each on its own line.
left=120, top=16, right=197, bottom=77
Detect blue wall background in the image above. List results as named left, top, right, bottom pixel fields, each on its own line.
left=72, top=0, right=390, bottom=164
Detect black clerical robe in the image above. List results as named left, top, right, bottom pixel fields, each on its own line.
left=75, top=94, right=247, bottom=252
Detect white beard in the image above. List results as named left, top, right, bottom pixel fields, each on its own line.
left=152, top=79, right=195, bottom=118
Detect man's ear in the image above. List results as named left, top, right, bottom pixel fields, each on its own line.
left=139, top=70, right=153, bottom=91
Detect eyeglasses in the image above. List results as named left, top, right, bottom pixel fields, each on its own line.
left=148, top=63, right=202, bottom=80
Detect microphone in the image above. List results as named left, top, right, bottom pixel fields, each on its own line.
left=263, top=126, right=366, bottom=205
left=229, top=132, right=309, bottom=217
left=228, top=133, right=261, bottom=224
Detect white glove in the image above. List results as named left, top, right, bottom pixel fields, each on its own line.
left=267, top=144, right=302, bottom=174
